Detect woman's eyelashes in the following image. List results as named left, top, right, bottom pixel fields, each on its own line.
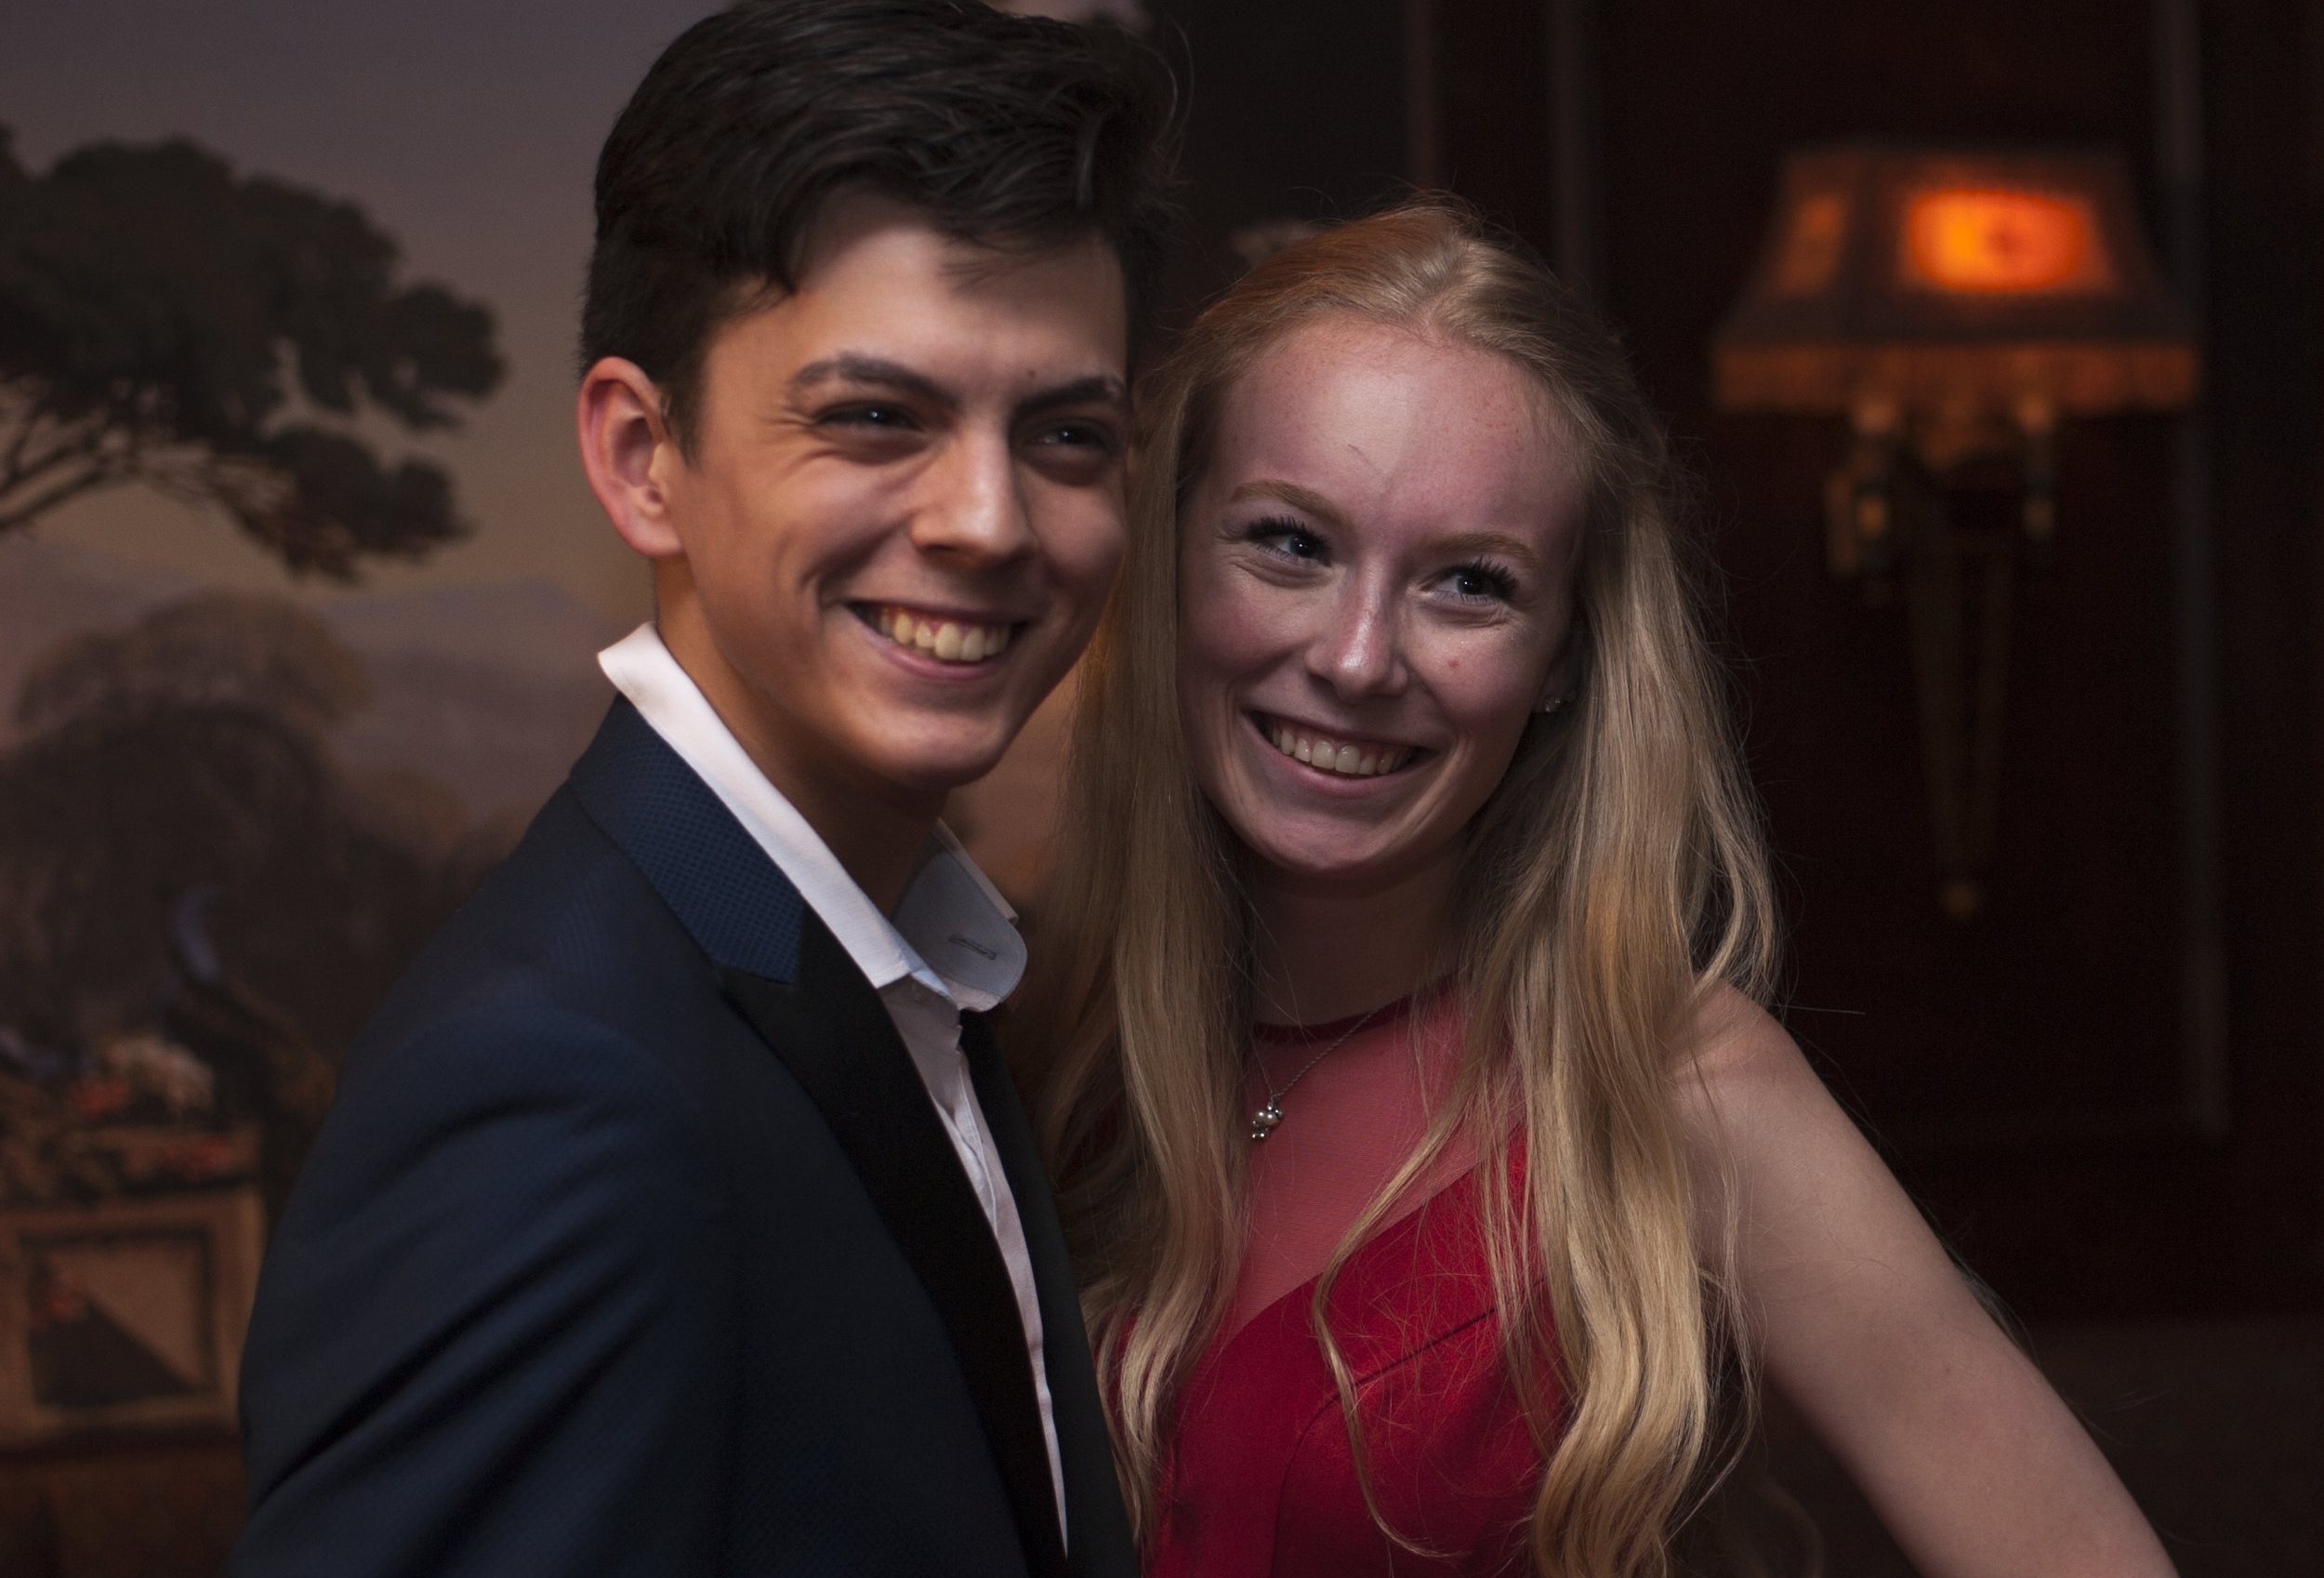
left=1440, top=558, right=1520, bottom=603
left=1241, top=513, right=1328, bottom=563
left=1233, top=515, right=1524, bottom=605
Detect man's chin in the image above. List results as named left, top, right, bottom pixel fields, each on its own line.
left=865, top=730, right=1018, bottom=798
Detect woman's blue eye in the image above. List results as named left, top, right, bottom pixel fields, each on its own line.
left=1246, top=515, right=1324, bottom=560
left=1446, top=560, right=1519, bottom=601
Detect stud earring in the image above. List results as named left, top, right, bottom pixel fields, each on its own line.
left=1538, top=692, right=1570, bottom=715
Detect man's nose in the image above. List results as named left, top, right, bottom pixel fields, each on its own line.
left=1305, top=577, right=1406, bottom=701
left=910, top=428, right=1036, bottom=566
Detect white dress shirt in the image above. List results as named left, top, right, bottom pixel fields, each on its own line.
left=599, top=624, right=1064, bottom=1537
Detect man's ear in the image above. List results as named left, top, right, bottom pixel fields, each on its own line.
left=578, top=357, right=686, bottom=559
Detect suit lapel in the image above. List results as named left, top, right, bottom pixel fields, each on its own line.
left=570, top=696, right=1097, bottom=1577
left=567, top=697, right=804, bottom=982
left=569, top=701, right=1064, bottom=1578
left=722, top=918, right=1067, bottom=1578
left=961, top=1014, right=1138, bottom=1578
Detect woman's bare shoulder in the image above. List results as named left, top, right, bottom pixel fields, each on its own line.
left=1669, top=983, right=1826, bottom=1136
left=1662, top=983, right=1888, bottom=1241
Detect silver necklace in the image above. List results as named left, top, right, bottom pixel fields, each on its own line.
left=1248, top=1000, right=1391, bottom=1142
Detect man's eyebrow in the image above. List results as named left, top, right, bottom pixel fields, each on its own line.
left=1013, top=374, right=1129, bottom=422
left=1226, top=479, right=1345, bottom=527
left=787, top=354, right=957, bottom=410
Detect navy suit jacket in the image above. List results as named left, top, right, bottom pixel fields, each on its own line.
left=233, top=698, right=1137, bottom=1578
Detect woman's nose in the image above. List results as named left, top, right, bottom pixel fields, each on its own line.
left=1305, top=579, right=1405, bottom=701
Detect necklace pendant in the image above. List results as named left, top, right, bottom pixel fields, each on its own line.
left=1248, top=1102, right=1284, bottom=1142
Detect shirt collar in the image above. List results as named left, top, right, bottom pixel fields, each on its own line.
left=597, top=624, right=1023, bottom=1009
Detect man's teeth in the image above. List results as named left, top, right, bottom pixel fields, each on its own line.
left=1268, top=722, right=1410, bottom=777
left=874, top=607, right=1013, bottom=664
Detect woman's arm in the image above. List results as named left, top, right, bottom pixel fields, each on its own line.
left=1673, top=991, right=2175, bottom=1578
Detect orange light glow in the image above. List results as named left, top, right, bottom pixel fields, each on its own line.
left=1903, top=189, right=2107, bottom=293
left=1774, top=191, right=1850, bottom=294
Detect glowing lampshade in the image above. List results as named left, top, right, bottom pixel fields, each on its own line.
left=1709, top=146, right=2200, bottom=923
left=1904, top=189, right=2105, bottom=293
left=1713, top=144, right=2197, bottom=419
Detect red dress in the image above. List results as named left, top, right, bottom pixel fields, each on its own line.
left=1146, top=996, right=1559, bottom=1577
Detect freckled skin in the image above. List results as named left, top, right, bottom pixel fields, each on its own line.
left=1176, top=316, right=1584, bottom=898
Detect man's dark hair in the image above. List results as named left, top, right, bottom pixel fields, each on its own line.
left=583, top=0, right=1177, bottom=443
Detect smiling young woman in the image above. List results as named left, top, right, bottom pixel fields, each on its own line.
left=1171, top=312, right=1583, bottom=911
left=1014, top=201, right=2173, bottom=1578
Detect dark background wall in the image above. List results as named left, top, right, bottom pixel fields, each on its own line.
left=1141, top=0, right=1412, bottom=317
left=1581, top=0, right=2320, bottom=1324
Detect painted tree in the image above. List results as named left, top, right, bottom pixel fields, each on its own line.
left=0, top=126, right=502, bottom=577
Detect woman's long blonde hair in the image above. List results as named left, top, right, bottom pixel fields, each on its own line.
left=1015, top=198, right=1779, bottom=1578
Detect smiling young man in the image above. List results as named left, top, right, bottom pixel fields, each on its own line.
left=231, top=6, right=1173, bottom=1576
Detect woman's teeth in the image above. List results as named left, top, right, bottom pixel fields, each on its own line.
left=873, top=606, right=1012, bottom=664
left=1267, top=721, right=1411, bottom=777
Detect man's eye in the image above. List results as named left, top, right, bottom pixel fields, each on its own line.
left=823, top=403, right=917, bottom=431
left=1030, top=419, right=1116, bottom=453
